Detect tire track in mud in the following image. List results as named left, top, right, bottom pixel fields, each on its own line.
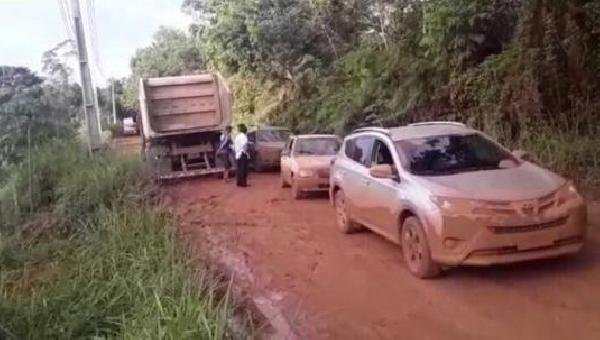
left=167, top=173, right=600, bottom=340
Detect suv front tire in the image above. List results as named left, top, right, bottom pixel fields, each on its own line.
left=401, top=216, right=440, bottom=278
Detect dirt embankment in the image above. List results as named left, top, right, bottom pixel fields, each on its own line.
left=167, top=173, right=600, bottom=340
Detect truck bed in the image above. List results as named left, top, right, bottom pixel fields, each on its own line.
left=139, top=74, right=233, bottom=179
left=140, top=74, right=232, bottom=140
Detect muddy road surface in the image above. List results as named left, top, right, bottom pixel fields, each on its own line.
left=165, top=173, right=600, bottom=340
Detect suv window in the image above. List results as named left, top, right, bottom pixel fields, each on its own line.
left=372, top=140, right=394, bottom=166
left=344, top=136, right=375, bottom=167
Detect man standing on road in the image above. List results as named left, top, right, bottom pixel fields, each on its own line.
left=234, top=124, right=250, bottom=187
left=217, top=125, right=234, bottom=181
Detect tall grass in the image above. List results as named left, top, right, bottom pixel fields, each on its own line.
left=472, top=107, right=600, bottom=197
left=0, top=140, right=238, bottom=339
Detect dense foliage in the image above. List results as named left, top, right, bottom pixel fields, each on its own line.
left=122, top=27, right=207, bottom=109
left=0, top=64, right=79, bottom=168
left=122, top=0, right=600, bottom=189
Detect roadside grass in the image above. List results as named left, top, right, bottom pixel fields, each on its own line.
left=466, top=104, right=600, bottom=197
left=520, top=132, right=600, bottom=197
left=485, top=119, right=600, bottom=198
left=0, top=140, right=238, bottom=339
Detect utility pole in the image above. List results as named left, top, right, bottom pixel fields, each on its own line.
left=111, top=79, right=117, bottom=124
left=71, top=0, right=101, bottom=152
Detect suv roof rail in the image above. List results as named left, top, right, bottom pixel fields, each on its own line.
left=352, top=126, right=390, bottom=135
left=408, top=121, right=466, bottom=127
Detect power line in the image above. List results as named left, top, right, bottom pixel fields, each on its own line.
left=57, top=0, right=75, bottom=41
left=55, top=0, right=78, bottom=83
left=82, top=0, right=106, bottom=82
left=58, top=0, right=108, bottom=132
left=81, top=0, right=107, bottom=129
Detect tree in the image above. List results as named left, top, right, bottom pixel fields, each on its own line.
left=0, top=41, right=80, bottom=167
left=420, top=0, right=521, bottom=71
left=122, top=27, right=206, bottom=110
left=0, top=66, right=78, bottom=167
left=40, top=40, right=81, bottom=135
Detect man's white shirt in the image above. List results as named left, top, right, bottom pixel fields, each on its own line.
left=234, top=132, right=248, bottom=160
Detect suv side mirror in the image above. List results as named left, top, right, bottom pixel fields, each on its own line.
left=370, top=164, right=396, bottom=180
left=512, top=149, right=532, bottom=162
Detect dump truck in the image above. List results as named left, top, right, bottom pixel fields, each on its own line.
left=139, top=74, right=233, bottom=179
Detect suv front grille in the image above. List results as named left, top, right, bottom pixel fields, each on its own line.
left=478, top=190, right=559, bottom=216
left=490, top=216, right=568, bottom=234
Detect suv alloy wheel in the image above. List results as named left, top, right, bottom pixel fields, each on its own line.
left=401, top=216, right=440, bottom=278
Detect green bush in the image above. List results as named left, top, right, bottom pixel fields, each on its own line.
left=0, top=141, right=144, bottom=234
left=0, top=140, right=82, bottom=232
left=1, top=206, right=232, bottom=339
left=0, top=141, right=238, bottom=339
left=106, top=123, right=124, bottom=138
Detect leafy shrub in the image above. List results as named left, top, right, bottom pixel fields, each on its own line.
left=0, top=141, right=238, bottom=339
left=0, top=205, right=231, bottom=339
left=0, top=140, right=149, bottom=234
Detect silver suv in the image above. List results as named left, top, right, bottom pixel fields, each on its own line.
left=330, top=122, right=587, bottom=278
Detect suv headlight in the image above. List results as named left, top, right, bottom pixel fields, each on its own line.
left=557, top=181, right=581, bottom=205
left=430, top=196, right=476, bottom=213
left=299, top=169, right=315, bottom=178
left=430, top=196, right=513, bottom=215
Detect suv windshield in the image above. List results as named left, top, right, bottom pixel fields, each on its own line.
left=294, top=138, right=339, bottom=156
left=395, top=133, right=516, bottom=175
left=257, top=130, right=291, bottom=142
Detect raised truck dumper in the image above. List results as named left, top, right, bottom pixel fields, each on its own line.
left=139, top=74, right=233, bottom=179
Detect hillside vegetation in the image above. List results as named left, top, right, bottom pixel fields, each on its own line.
left=124, top=0, right=600, bottom=191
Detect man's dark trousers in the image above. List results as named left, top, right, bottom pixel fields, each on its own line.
left=236, top=153, right=248, bottom=187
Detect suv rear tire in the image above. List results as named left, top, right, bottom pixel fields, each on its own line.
left=401, top=216, right=440, bottom=278
left=334, top=189, right=363, bottom=233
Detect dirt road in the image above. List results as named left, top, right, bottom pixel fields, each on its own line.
left=166, top=173, right=600, bottom=340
